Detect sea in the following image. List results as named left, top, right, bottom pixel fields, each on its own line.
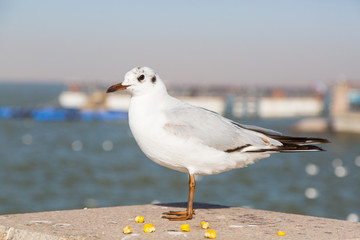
left=0, top=82, right=359, bottom=222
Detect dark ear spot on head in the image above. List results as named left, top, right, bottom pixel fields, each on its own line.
left=151, top=76, right=156, bottom=83
left=137, top=74, right=145, bottom=82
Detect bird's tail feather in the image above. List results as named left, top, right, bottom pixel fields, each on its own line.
left=267, top=134, right=330, bottom=145
left=247, top=134, right=329, bottom=153
left=235, top=122, right=329, bottom=153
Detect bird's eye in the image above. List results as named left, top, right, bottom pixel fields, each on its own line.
left=137, top=75, right=145, bottom=81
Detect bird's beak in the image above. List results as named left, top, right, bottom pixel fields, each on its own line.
left=106, top=83, right=130, bottom=93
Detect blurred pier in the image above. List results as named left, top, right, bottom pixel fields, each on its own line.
left=1, top=203, right=359, bottom=240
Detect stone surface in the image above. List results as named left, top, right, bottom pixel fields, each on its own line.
left=0, top=203, right=359, bottom=240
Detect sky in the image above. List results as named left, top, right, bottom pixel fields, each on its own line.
left=0, top=0, right=359, bottom=87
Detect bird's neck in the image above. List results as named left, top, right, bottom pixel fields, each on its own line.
left=129, top=87, right=169, bottom=116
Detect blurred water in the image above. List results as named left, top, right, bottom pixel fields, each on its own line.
left=0, top=83, right=359, bottom=221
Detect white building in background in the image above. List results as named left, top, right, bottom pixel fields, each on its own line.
left=258, top=97, right=323, bottom=118
left=233, top=96, right=324, bottom=118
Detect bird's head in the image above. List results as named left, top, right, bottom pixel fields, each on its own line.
left=107, top=66, right=166, bottom=96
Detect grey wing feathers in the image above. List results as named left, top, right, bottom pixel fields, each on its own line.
left=163, top=101, right=329, bottom=154
left=163, top=102, right=279, bottom=152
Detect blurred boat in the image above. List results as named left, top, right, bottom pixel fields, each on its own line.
left=0, top=84, right=129, bottom=121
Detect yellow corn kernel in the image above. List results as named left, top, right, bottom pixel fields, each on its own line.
left=277, top=231, right=286, bottom=236
left=122, top=226, right=132, bottom=234
left=204, top=230, right=216, bottom=239
left=201, top=221, right=210, bottom=229
left=180, top=224, right=190, bottom=232
left=135, top=216, right=144, bottom=223
left=143, top=223, right=155, bottom=233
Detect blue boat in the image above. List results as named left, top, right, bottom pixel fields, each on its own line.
left=0, top=106, right=128, bottom=121
left=0, top=107, right=12, bottom=119
left=80, top=110, right=128, bottom=121
left=31, top=108, right=75, bottom=121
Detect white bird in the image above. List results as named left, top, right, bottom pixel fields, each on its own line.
left=107, top=66, right=329, bottom=221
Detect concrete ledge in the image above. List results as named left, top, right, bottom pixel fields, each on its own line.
left=0, top=203, right=359, bottom=240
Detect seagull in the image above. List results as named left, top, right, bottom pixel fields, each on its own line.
left=106, top=66, right=329, bottom=221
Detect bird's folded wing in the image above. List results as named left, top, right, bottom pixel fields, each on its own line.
left=163, top=103, right=282, bottom=153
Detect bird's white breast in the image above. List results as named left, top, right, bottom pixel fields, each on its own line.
left=128, top=94, right=190, bottom=173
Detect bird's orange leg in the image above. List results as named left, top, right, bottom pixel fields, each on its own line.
left=163, top=174, right=196, bottom=221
